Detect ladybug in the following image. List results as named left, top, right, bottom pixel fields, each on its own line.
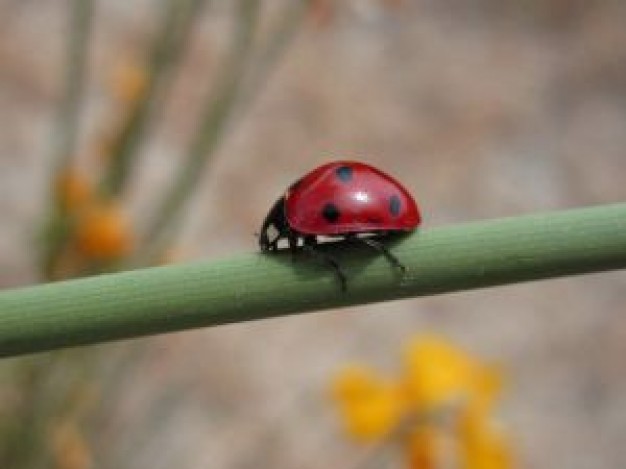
left=259, top=161, right=421, bottom=290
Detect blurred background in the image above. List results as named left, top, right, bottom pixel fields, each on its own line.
left=1, top=0, right=625, bottom=468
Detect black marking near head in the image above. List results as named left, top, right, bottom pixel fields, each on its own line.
left=322, top=202, right=341, bottom=223
left=259, top=196, right=288, bottom=251
left=288, top=177, right=304, bottom=192
left=389, top=195, right=401, bottom=217
left=335, top=166, right=353, bottom=182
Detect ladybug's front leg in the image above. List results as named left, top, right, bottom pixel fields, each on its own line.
left=287, top=232, right=299, bottom=259
left=300, top=238, right=347, bottom=292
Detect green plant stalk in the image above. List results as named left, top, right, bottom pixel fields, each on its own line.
left=100, top=0, right=207, bottom=196
left=40, top=0, right=94, bottom=280
left=52, top=0, right=94, bottom=171
left=2, top=203, right=625, bottom=358
left=140, top=0, right=261, bottom=254
left=139, top=1, right=309, bottom=262
left=239, top=0, right=308, bottom=108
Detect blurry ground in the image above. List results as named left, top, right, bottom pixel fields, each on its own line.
left=1, top=1, right=626, bottom=468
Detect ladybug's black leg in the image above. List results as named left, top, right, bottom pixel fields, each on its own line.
left=301, top=241, right=347, bottom=292
left=350, top=235, right=407, bottom=273
left=287, top=232, right=299, bottom=259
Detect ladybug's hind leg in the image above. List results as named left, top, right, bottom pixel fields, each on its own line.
left=349, top=235, right=407, bottom=273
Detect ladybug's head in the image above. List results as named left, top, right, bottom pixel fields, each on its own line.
left=259, top=196, right=288, bottom=252
left=258, top=228, right=273, bottom=252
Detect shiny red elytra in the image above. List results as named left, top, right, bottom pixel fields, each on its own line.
left=259, top=161, right=421, bottom=290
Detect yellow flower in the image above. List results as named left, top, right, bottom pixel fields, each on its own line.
left=74, top=201, right=133, bottom=260
left=458, top=399, right=513, bottom=469
left=110, top=60, right=148, bottom=103
left=330, top=334, right=512, bottom=469
left=403, top=335, right=501, bottom=410
left=56, top=167, right=92, bottom=213
left=331, top=365, right=405, bottom=441
left=407, top=425, right=442, bottom=469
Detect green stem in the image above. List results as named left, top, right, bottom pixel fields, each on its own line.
left=2, top=203, right=625, bottom=358
left=239, top=0, right=308, bottom=108
left=100, top=0, right=207, bottom=196
left=53, top=0, right=94, bottom=171
left=140, top=0, right=261, bottom=255
left=39, top=0, right=94, bottom=280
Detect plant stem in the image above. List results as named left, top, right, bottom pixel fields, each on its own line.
left=140, top=0, right=261, bottom=255
left=239, top=0, right=308, bottom=108
left=138, top=1, right=309, bottom=263
left=40, top=0, right=94, bottom=280
left=53, top=0, right=94, bottom=171
left=100, top=0, right=207, bottom=196
left=2, top=203, right=626, bottom=358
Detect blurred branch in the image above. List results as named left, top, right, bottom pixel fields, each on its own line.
left=2, top=203, right=626, bottom=357
left=53, top=0, right=94, bottom=171
left=100, top=0, right=208, bottom=196
left=139, top=0, right=310, bottom=263
left=140, top=0, right=262, bottom=257
left=239, top=0, right=309, bottom=107
left=40, top=0, right=94, bottom=280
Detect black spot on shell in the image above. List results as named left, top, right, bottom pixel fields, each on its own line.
left=335, top=166, right=353, bottom=182
left=322, top=202, right=341, bottom=223
left=389, top=195, right=401, bottom=217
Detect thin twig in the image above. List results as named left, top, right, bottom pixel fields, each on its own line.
left=138, top=0, right=262, bottom=261
left=52, top=0, right=94, bottom=172
left=39, top=0, right=94, bottom=280
left=138, top=1, right=309, bottom=264
left=239, top=0, right=309, bottom=108
left=100, top=0, right=208, bottom=196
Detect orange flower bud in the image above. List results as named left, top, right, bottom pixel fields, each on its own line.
left=110, top=61, right=148, bottom=103
left=56, top=168, right=92, bottom=213
left=74, top=202, right=133, bottom=260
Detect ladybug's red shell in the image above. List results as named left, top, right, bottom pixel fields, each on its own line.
left=284, top=161, right=421, bottom=236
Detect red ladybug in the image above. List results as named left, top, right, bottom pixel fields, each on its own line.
left=259, top=161, right=421, bottom=289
